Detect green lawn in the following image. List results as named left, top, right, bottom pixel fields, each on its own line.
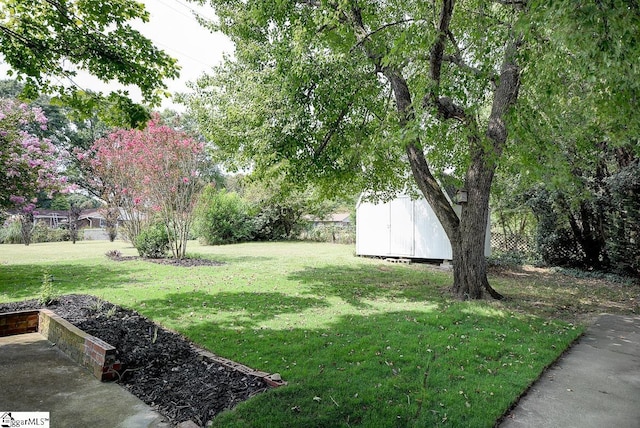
left=0, top=240, right=582, bottom=427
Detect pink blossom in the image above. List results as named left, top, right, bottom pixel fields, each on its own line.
left=1, top=99, right=66, bottom=211
left=10, top=195, right=26, bottom=205
left=79, top=113, right=206, bottom=257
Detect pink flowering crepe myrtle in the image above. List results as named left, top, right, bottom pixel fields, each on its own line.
left=78, top=114, right=206, bottom=258
left=0, top=99, right=68, bottom=213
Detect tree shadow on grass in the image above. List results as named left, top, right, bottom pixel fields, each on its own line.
left=288, top=264, right=450, bottom=307
left=0, top=263, right=143, bottom=301
left=169, top=305, right=577, bottom=428
left=140, top=290, right=330, bottom=329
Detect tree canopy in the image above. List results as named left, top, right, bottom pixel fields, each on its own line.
left=184, top=0, right=640, bottom=290
left=0, top=0, right=179, bottom=127
left=494, top=1, right=640, bottom=276
left=186, top=0, right=527, bottom=298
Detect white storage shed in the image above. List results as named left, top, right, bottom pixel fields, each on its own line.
left=355, top=195, right=491, bottom=260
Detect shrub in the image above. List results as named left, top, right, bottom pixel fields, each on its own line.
left=301, top=223, right=356, bottom=244
left=0, top=219, right=23, bottom=244
left=250, top=204, right=305, bottom=241
left=135, top=223, right=169, bottom=258
left=487, top=251, right=526, bottom=268
left=193, top=188, right=254, bottom=245
left=105, top=249, right=122, bottom=259
left=2, top=220, right=71, bottom=244
left=31, top=222, right=70, bottom=243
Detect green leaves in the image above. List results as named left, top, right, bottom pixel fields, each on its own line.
left=0, top=0, right=179, bottom=125
left=189, top=0, right=528, bottom=196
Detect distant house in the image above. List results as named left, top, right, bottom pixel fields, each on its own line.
left=304, top=212, right=352, bottom=228
left=78, top=209, right=108, bottom=229
left=30, top=209, right=120, bottom=229
left=5, top=207, right=124, bottom=230
left=32, top=210, right=70, bottom=228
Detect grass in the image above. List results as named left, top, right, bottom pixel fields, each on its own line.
left=2, top=240, right=635, bottom=426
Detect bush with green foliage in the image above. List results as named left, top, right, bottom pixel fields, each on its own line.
left=1, top=220, right=70, bottom=244
left=193, top=188, right=254, bottom=245
left=604, top=163, right=640, bottom=276
left=527, top=167, right=640, bottom=277
left=38, top=269, right=58, bottom=306
left=0, top=219, right=23, bottom=244
left=31, top=221, right=70, bottom=243
left=135, top=223, right=169, bottom=258
left=250, top=203, right=304, bottom=241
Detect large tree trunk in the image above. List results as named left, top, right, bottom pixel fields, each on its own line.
left=452, top=150, right=502, bottom=299
left=68, top=205, right=82, bottom=244
left=405, top=39, right=519, bottom=299
left=20, top=212, right=34, bottom=246
left=406, top=136, right=503, bottom=300
left=389, top=67, right=511, bottom=299
left=349, top=0, right=519, bottom=299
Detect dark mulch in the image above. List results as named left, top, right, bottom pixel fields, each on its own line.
left=108, top=255, right=224, bottom=268
left=0, top=294, right=268, bottom=427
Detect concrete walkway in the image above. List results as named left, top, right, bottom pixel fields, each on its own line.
left=500, top=314, right=640, bottom=428
left=0, top=332, right=171, bottom=428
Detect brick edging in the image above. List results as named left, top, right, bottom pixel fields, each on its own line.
left=192, top=346, right=287, bottom=388
left=0, top=310, right=39, bottom=336
left=0, top=309, right=121, bottom=381
left=0, top=309, right=286, bottom=387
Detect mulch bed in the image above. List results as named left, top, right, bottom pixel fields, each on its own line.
left=0, top=294, right=269, bottom=427
left=107, top=254, right=224, bottom=268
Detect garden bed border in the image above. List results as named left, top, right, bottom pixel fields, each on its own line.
left=1, top=308, right=122, bottom=381
left=0, top=308, right=287, bottom=387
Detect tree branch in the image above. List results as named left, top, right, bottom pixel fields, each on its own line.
left=343, top=2, right=459, bottom=231
left=314, top=98, right=355, bottom=158
left=433, top=96, right=468, bottom=122
left=485, top=33, right=522, bottom=148
left=429, top=0, right=455, bottom=84
left=442, top=30, right=498, bottom=81
left=297, top=0, right=321, bottom=6
left=493, top=0, right=527, bottom=6
left=0, top=24, right=45, bottom=52
left=421, top=0, right=473, bottom=123
left=351, top=18, right=425, bottom=52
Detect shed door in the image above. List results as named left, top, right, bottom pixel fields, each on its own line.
left=389, top=197, right=414, bottom=256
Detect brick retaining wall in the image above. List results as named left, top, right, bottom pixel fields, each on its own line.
left=0, top=310, right=39, bottom=336
left=1, top=308, right=284, bottom=387
left=0, top=309, right=121, bottom=381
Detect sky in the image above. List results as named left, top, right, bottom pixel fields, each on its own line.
left=132, top=0, right=234, bottom=109
left=0, top=0, right=234, bottom=111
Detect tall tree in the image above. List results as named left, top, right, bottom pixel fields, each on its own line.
left=0, top=98, right=67, bottom=245
left=0, top=0, right=179, bottom=127
left=187, top=0, right=526, bottom=299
